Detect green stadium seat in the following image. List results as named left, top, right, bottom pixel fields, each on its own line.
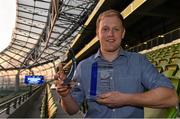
left=163, top=51, right=174, bottom=59
left=175, top=70, right=180, bottom=79
left=145, top=54, right=152, bottom=60
left=170, top=57, right=180, bottom=67
left=158, top=53, right=165, bottom=58
left=166, top=107, right=177, bottom=118
left=174, top=44, right=180, bottom=50
left=151, top=60, right=158, bottom=66
left=172, top=52, right=180, bottom=57
left=155, top=57, right=162, bottom=63
left=163, top=64, right=178, bottom=77
left=157, top=59, right=169, bottom=71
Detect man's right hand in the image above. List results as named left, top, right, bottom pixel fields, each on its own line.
left=54, top=63, right=80, bottom=115
left=54, top=63, right=71, bottom=97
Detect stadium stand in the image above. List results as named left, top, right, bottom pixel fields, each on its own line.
left=143, top=41, right=180, bottom=118
left=40, top=84, right=57, bottom=118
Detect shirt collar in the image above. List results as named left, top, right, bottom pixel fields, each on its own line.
left=94, top=47, right=127, bottom=60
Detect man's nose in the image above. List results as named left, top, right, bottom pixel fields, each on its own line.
left=107, top=29, right=114, bottom=36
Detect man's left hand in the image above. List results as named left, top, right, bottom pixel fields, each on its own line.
left=96, top=91, right=129, bottom=108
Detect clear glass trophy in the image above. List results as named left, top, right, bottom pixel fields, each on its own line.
left=87, top=62, right=113, bottom=102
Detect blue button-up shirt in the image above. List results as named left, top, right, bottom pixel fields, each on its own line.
left=71, top=50, right=174, bottom=118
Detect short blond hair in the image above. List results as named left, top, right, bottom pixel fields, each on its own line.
left=96, top=9, right=124, bottom=29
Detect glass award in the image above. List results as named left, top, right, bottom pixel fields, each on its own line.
left=98, top=63, right=113, bottom=94
left=87, top=62, right=113, bottom=102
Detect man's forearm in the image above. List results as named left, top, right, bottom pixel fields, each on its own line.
left=128, top=87, right=178, bottom=108
left=61, top=94, right=80, bottom=115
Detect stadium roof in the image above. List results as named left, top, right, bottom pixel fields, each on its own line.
left=0, top=0, right=97, bottom=71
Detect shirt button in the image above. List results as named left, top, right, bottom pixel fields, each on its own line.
left=112, top=109, right=115, bottom=112
left=110, top=77, right=112, bottom=80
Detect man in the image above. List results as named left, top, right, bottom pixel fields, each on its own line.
left=55, top=9, right=178, bottom=118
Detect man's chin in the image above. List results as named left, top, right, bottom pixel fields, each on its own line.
left=105, top=48, right=119, bottom=52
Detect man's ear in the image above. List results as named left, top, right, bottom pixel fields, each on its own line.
left=122, top=29, right=126, bottom=39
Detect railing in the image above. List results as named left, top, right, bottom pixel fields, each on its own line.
left=0, top=86, right=40, bottom=116
left=128, top=28, right=180, bottom=52
left=0, top=92, right=29, bottom=115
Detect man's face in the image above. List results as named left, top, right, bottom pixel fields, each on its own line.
left=96, top=16, right=125, bottom=52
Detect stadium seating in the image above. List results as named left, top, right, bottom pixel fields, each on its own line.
left=144, top=43, right=180, bottom=118
left=40, top=84, right=57, bottom=118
